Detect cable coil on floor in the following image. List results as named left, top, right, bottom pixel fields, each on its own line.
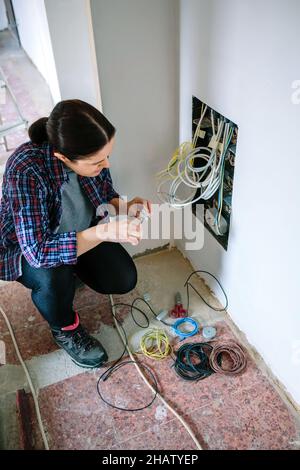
left=173, top=340, right=248, bottom=381
left=209, top=340, right=247, bottom=375
left=172, top=317, right=199, bottom=340
left=140, top=329, right=172, bottom=360
left=173, top=342, right=215, bottom=381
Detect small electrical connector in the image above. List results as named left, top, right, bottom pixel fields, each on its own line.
left=143, top=292, right=151, bottom=303
left=156, top=309, right=168, bottom=321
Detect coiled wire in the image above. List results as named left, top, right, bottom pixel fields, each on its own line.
left=209, top=341, right=247, bottom=375
left=172, top=317, right=199, bottom=340
left=173, top=342, right=215, bottom=381
left=140, top=329, right=172, bottom=360
left=173, top=340, right=247, bottom=381
left=156, top=106, right=233, bottom=209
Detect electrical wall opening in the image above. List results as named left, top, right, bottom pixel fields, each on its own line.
left=191, top=96, right=238, bottom=250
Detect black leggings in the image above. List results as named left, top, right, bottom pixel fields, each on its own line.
left=17, top=242, right=137, bottom=328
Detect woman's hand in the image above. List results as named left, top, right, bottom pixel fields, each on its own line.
left=127, top=197, right=152, bottom=220
left=96, top=217, right=142, bottom=246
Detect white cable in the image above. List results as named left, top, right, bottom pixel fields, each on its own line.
left=0, top=305, right=49, bottom=450
left=157, top=124, right=224, bottom=207
left=192, top=104, right=207, bottom=147
left=211, top=109, right=215, bottom=135
left=157, top=113, right=233, bottom=209
left=109, top=294, right=203, bottom=450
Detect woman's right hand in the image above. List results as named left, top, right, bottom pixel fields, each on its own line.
left=96, top=217, right=142, bottom=245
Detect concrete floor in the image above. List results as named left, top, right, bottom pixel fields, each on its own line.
left=1, top=247, right=300, bottom=450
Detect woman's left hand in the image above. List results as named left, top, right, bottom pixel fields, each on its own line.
left=127, top=197, right=152, bottom=219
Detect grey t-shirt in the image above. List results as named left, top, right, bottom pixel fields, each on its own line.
left=54, top=168, right=94, bottom=234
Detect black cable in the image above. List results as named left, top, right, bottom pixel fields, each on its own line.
left=173, top=342, right=215, bottom=381
left=184, top=270, right=228, bottom=315
left=113, top=300, right=150, bottom=328
left=97, top=298, right=160, bottom=412
left=130, top=297, right=174, bottom=327
left=97, top=270, right=228, bottom=409
left=97, top=360, right=158, bottom=412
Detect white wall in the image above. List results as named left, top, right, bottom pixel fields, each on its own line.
left=178, top=0, right=300, bottom=405
left=91, top=0, right=179, bottom=255
left=12, top=0, right=60, bottom=103
left=44, top=0, right=101, bottom=108
left=0, top=0, right=8, bottom=30
left=12, top=0, right=101, bottom=106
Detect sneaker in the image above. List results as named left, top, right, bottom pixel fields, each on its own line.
left=51, top=313, right=108, bottom=368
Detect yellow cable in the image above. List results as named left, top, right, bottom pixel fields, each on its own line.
left=109, top=295, right=203, bottom=450
left=139, top=329, right=171, bottom=360
left=156, top=142, right=194, bottom=181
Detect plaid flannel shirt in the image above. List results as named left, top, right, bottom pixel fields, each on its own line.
left=0, top=141, right=120, bottom=281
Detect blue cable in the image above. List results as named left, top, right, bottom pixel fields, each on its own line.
left=172, top=317, right=199, bottom=340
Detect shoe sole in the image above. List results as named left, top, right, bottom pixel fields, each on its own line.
left=53, top=340, right=108, bottom=369
left=71, top=357, right=108, bottom=369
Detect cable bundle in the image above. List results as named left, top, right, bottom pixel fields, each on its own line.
left=172, top=317, right=199, bottom=340
left=173, top=342, right=214, bottom=381
left=97, top=270, right=231, bottom=409
left=173, top=340, right=247, bottom=381
left=209, top=341, right=247, bottom=375
left=156, top=106, right=234, bottom=210
left=140, top=329, right=171, bottom=360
